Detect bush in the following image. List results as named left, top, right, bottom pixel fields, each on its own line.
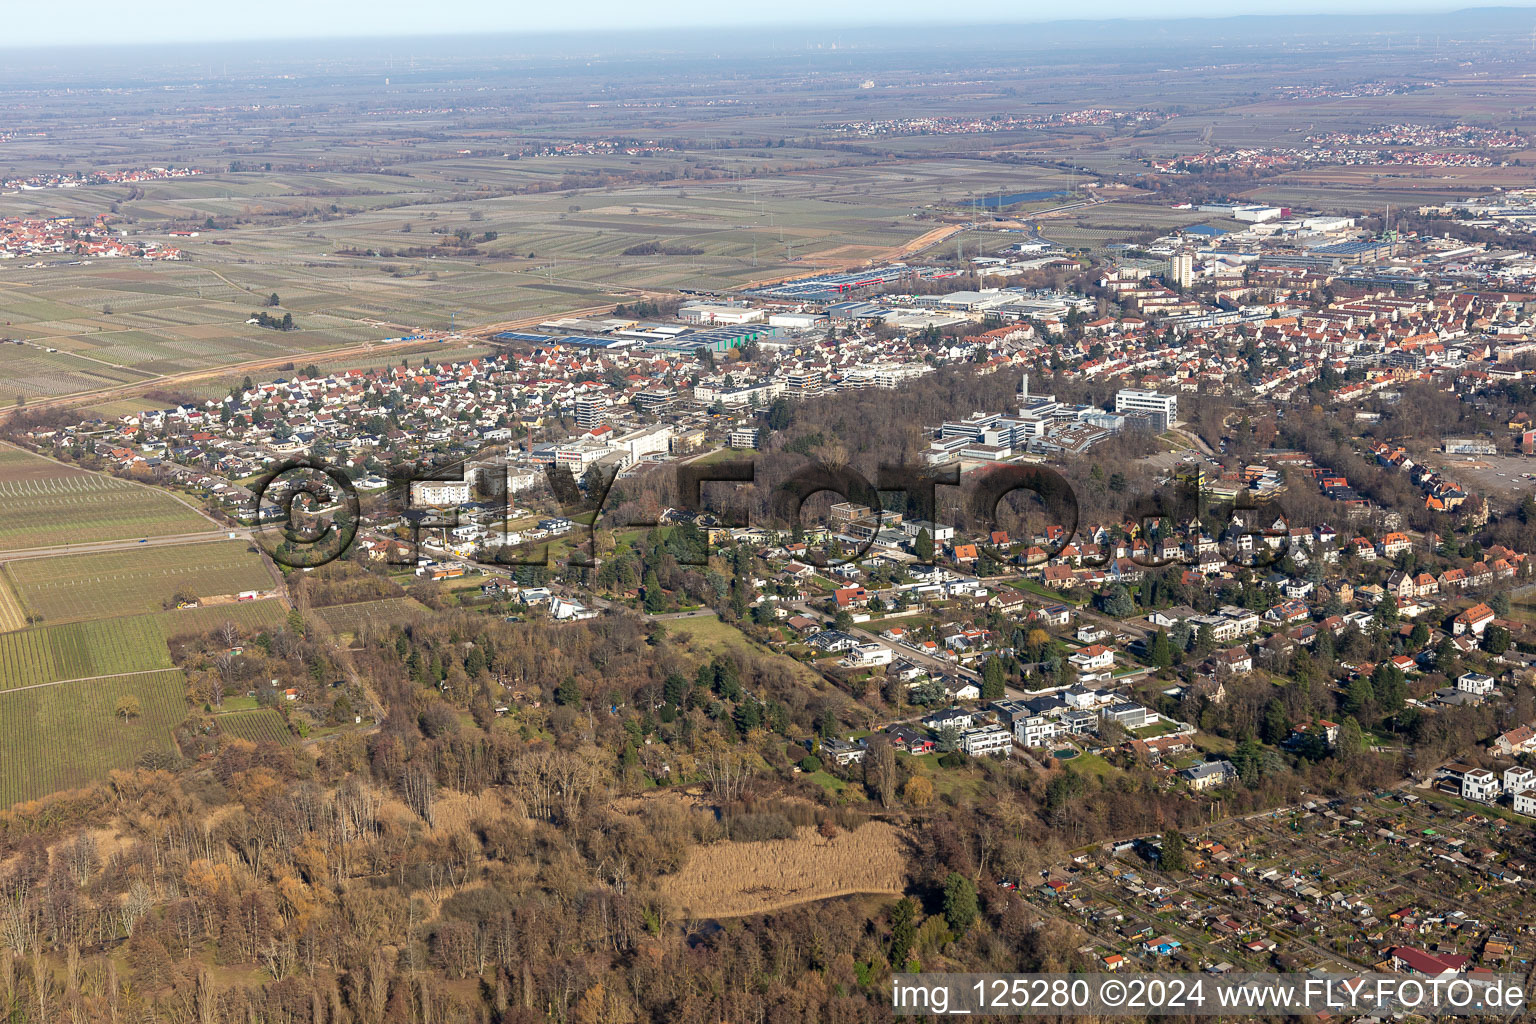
left=727, top=811, right=796, bottom=842
left=938, top=752, right=965, bottom=769
left=799, top=755, right=822, bottom=773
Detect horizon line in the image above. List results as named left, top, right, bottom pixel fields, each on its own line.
left=3, top=3, right=1536, bottom=54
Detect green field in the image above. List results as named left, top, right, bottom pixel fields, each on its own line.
left=213, top=708, right=294, bottom=745
left=0, top=443, right=211, bottom=551
left=0, top=615, right=172, bottom=689
left=2, top=540, right=272, bottom=625
left=0, top=668, right=186, bottom=806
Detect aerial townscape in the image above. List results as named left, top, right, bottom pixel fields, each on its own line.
left=2, top=5, right=1536, bottom=1022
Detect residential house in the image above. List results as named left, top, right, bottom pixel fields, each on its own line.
left=819, top=737, right=866, bottom=766
left=960, top=723, right=1014, bottom=757
left=1016, top=714, right=1062, bottom=747
left=1182, top=760, right=1237, bottom=791
left=1069, top=643, right=1116, bottom=672
left=1457, top=671, right=1495, bottom=696
left=1502, top=766, right=1534, bottom=795
left=1211, top=646, right=1253, bottom=675
left=1454, top=603, right=1496, bottom=636
left=833, top=586, right=869, bottom=609
left=1462, top=768, right=1500, bottom=804
left=886, top=725, right=936, bottom=755
left=1490, top=724, right=1536, bottom=757
left=924, top=707, right=976, bottom=733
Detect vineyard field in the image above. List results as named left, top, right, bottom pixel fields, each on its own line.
left=312, top=597, right=429, bottom=637
left=0, top=443, right=209, bottom=551
left=156, top=598, right=286, bottom=640
left=0, top=669, right=186, bottom=806
left=0, top=616, right=172, bottom=690
left=214, top=708, right=294, bottom=745
left=3, top=541, right=273, bottom=625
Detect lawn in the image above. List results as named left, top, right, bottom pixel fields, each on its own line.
left=1009, top=578, right=1086, bottom=605
left=804, top=769, right=847, bottom=794
left=0, top=668, right=187, bottom=806
left=0, top=443, right=210, bottom=551
left=3, top=540, right=272, bottom=625
left=1064, top=751, right=1116, bottom=779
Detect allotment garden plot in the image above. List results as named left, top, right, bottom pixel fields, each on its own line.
left=2, top=540, right=272, bottom=625
left=0, top=443, right=209, bottom=551
left=0, top=668, right=186, bottom=806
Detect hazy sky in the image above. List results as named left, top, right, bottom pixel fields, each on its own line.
left=1, top=0, right=1520, bottom=48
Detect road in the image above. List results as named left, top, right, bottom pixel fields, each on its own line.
left=0, top=529, right=250, bottom=563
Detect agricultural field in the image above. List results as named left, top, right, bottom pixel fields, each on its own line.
left=0, top=574, right=24, bottom=632
left=311, top=596, right=430, bottom=637
left=0, top=615, right=171, bottom=689
left=2, top=540, right=272, bottom=625
left=213, top=708, right=294, bottom=745
left=662, top=820, right=907, bottom=919
left=0, top=443, right=210, bottom=551
left=156, top=597, right=286, bottom=640
left=0, top=668, right=186, bottom=806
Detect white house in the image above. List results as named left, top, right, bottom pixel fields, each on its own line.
left=1514, top=789, right=1536, bottom=817
left=1456, top=672, right=1495, bottom=696
left=1068, top=643, right=1115, bottom=672
left=1015, top=714, right=1062, bottom=747
left=961, top=723, right=1014, bottom=757
left=1503, top=766, right=1535, bottom=795
left=549, top=597, right=597, bottom=621
left=841, top=642, right=893, bottom=668
left=1461, top=768, right=1500, bottom=804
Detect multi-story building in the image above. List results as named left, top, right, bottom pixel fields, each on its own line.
left=573, top=395, right=608, bottom=430
left=1168, top=252, right=1193, bottom=289
left=1015, top=714, right=1062, bottom=748
left=1114, top=389, right=1178, bottom=429
left=784, top=370, right=824, bottom=400
left=410, top=479, right=471, bottom=506
left=1462, top=768, right=1500, bottom=804
left=960, top=723, right=1014, bottom=758
left=1457, top=671, right=1495, bottom=696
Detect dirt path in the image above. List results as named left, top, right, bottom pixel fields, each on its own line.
left=0, top=665, right=181, bottom=695
left=739, top=222, right=969, bottom=291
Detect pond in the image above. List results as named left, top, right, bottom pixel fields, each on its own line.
left=1051, top=749, right=1079, bottom=760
